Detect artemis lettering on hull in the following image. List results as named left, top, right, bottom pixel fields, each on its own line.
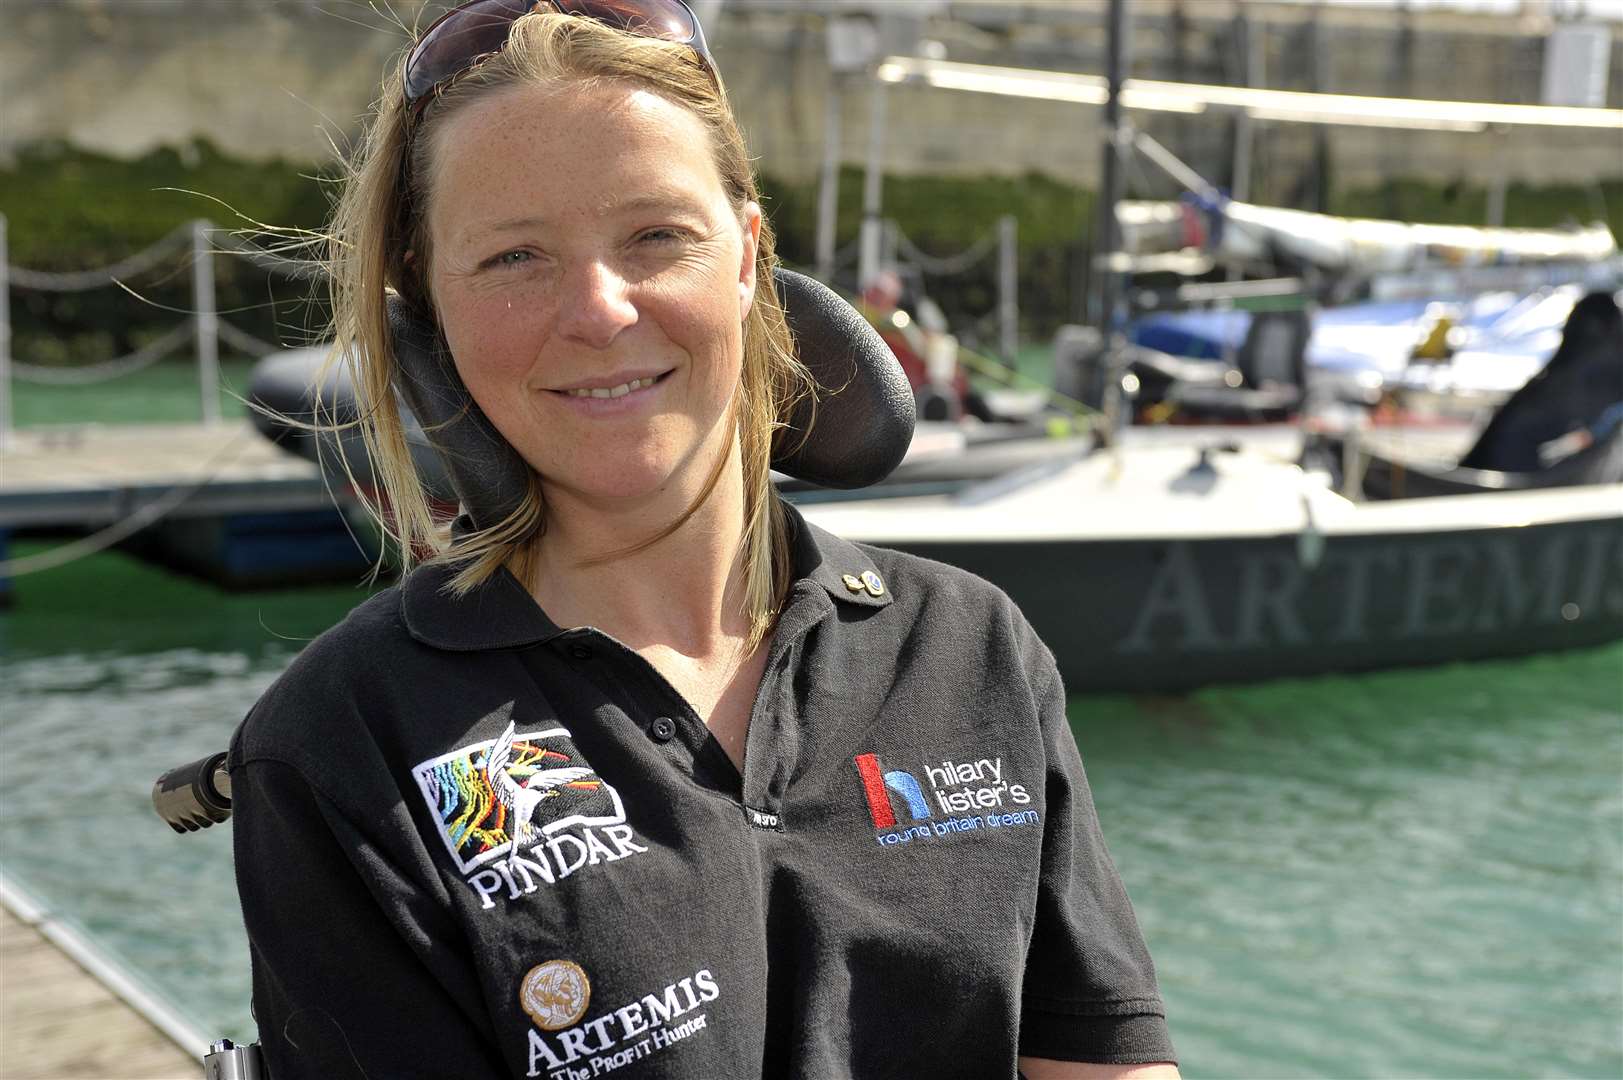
left=1117, top=526, right=1623, bottom=653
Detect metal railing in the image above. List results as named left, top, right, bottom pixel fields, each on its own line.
left=0, top=215, right=318, bottom=443
left=885, top=214, right=1020, bottom=362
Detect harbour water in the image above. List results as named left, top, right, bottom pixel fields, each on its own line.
left=1, top=540, right=1619, bottom=1078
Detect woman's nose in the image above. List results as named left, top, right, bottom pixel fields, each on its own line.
left=556, top=259, right=637, bottom=348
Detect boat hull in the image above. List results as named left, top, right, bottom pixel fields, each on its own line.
left=846, top=513, right=1623, bottom=694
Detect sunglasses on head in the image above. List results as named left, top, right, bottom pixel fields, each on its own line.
left=403, top=0, right=716, bottom=118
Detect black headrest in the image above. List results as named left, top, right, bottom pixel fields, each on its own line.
left=390, top=267, right=914, bottom=528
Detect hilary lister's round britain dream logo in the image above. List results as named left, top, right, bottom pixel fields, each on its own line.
left=520, top=959, right=591, bottom=1031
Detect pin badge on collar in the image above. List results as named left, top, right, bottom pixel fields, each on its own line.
left=841, top=573, right=865, bottom=593
left=860, top=570, right=885, bottom=597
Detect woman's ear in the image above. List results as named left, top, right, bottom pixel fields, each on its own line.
left=738, top=201, right=762, bottom=321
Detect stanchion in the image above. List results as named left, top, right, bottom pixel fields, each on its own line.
left=0, top=213, right=13, bottom=447
left=815, top=78, right=844, bottom=283
left=858, top=74, right=888, bottom=290
left=997, top=215, right=1018, bottom=363
left=191, top=220, right=220, bottom=426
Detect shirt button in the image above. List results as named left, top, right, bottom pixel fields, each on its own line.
left=568, top=643, right=593, bottom=660
left=649, top=716, right=677, bottom=743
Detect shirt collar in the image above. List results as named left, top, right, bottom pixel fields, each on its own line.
left=780, top=500, right=894, bottom=610
left=400, top=558, right=567, bottom=652
left=402, top=502, right=891, bottom=652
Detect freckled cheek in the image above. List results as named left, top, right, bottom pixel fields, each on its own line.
left=441, top=301, right=551, bottom=390
left=645, top=278, right=742, bottom=350
left=692, top=306, right=747, bottom=382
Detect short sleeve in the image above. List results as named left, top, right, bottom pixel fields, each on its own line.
left=1017, top=644, right=1177, bottom=1065
left=230, top=755, right=507, bottom=1080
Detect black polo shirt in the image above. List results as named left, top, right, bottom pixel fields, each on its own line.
left=229, top=503, right=1173, bottom=1080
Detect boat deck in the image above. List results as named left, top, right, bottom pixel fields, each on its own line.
left=0, top=902, right=199, bottom=1079
left=800, top=423, right=1615, bottom=543
left=0, top=420, right=337, bottom=529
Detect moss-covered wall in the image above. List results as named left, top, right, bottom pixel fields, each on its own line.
left=1, top=141, right=336, bottom=367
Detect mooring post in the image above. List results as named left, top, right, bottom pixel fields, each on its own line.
left=191, top=219, right=220, bottom=426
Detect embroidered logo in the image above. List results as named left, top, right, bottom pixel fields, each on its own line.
left=853, top=750, right=1039, bottom=847
left=522, top=966, right=721, bottom=1079
left=520, top=960, right=591, bottom=1032
left=412, top=704, right=649, bottom=909
left=853, top=752, right=931, bottom=828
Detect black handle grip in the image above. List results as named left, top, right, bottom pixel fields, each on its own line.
left=152, top=751, right=233, bottom=834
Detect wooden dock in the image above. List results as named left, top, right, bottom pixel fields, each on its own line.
left=0, top=421, right=378, bottom=589
left=0, top=420, right=334, bottom=529
left=0, top=876, right=201, bottom=1079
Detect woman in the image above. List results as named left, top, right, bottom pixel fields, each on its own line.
left=229, top=3, right=1179, bottom=1078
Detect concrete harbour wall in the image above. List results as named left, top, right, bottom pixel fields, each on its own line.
left=3, top=0, right=1620, bottom=203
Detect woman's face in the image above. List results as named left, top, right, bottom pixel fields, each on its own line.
left=424, top=79, right=761, bottom=508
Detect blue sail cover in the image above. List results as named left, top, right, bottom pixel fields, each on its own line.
left=1130, top=286, right=1605, bottom=398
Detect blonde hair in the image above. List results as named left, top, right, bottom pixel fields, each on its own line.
left=326, top=12, right=815, bottom=650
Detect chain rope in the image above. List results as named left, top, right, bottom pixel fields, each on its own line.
left=5, top=222, right=327, bottom=292
left=6, top=225, right=194, bottom=292
left=833, top=235, right=861, bottom=269
left=10, top=322, right=196, bottom=385
left=892, top=225, right=1001, bottom=276
left=215, top=318, right=280, bottom=358
left=4, top=222, right=330, bottom=383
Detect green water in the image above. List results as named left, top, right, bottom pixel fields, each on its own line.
left=9, top=357, right=256, bottom=428
left=1, top=543, right=1620, bottom=1077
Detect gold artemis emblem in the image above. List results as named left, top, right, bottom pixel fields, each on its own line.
left=520, top=959, right=591, bottom=1031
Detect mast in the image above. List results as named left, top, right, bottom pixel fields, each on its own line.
left=1085, top=0, right=1132, bottom=439
left=1091, top=0, right=1130, bottom=334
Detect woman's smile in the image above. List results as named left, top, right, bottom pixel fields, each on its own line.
left=545, top=368, right=675, bottom=415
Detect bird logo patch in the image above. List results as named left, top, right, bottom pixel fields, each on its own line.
left=411, top=705, right=633, bottom=877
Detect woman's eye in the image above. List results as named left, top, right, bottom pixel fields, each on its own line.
left=637, top=227, right=688, bottom=246
left=486, top=250, right=533, bottom=269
